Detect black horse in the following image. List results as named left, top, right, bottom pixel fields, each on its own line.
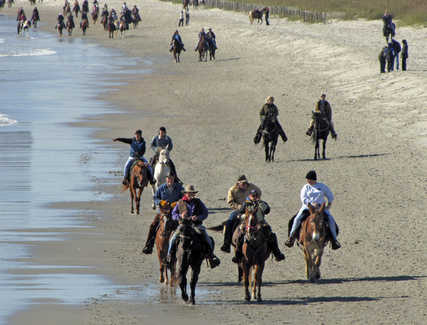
left=172, top=38, right=183, bottom=63
left=174, top=220, right=213, bottom=305
left=311, top=112, right=330, bottom=160
left=254, top=118, right=286, bottom=162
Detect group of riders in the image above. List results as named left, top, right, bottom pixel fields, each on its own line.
left=379, top=10, right=409, bottom=73
left=16, top=6, right=39, bottom=34
left=113, top=94, right=341, bottom=271
left=170, top=27, right=217, bottom=53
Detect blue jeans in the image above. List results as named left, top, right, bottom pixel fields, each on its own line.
left=394, top=53, right=399, bottom=70
left=226, top=210, right=239, bottom=228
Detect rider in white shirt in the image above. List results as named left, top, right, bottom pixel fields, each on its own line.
left=285, top=170, right=341, bottom=250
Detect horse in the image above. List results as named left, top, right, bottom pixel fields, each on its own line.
left=100, top=15, right=108, bottom=30
left=151, top=149, right=172, bottom=208
left=254, top=118, right=281, bottom=162
left=311, top=111, right=329, bottom=160
left=383, top=22, right=395, bottom=43
left=155, top=201, right=178, bottom=286
left=122, top=160, right=150, bottom=215
left=63, top=3, right=71, bottom=16
left=19, top=19, right=31, bottom=36
left=171, top=38, right=183, bottom=63
left=207, top=37, right=216, bottom=61
left=196, top=35, right=208, bottom=62
left=234, top=209, right=270, bottom=302
left=175, top=219, right=213, bottom=305
left=119, top=20, right=126, bottom=38
left=91, top=6, right=99, bottom=24
left=249, top=7, right=267, bottom=24
left=56, top=21, right=65, bottom=37
left=131, top=10, right=141, bottom=29
left=108, top=20, right=116, bottom=38
left=66, top=16, right=75, bottom=36
left=80, top=18, right=88, bottom=35
left=72, top=2, right=80, bottom=18
left=297, top=203, right=329, bottom=282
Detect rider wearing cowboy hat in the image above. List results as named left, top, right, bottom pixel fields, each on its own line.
left=232, top=189, right=285, bottom=263
left=167, top=184, right=220, bottom=269
left=285, top=170, right=341, bottom=250
left=221, top=175, right=261, bottom=253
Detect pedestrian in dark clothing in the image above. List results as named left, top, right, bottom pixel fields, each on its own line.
left=387, top=43, right=395, bottom=72
left=185, top=7, right=190, bottom=25
left=391, top=39, right=401, bottom=70
left=379, top=47, right=387, bottom=73
left=265, top=7, right=270, bottom=25
left=401, top=39, right=408, bottom=71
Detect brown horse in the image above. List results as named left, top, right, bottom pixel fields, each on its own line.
left=80, top=18, right=88, bottom=35
left=119, top=20, right=126, bottom=38
left=172, top=38, right=183, bottom=63
left=122, top=160, right=149, bottom=215
left=196, top=35, right=208, bottom=62
left=155, top=201, right=177, bottom=286
left=91, top=6, right=99, bottom=24
left=108, top=20, right=116, bottom=38
left=235, top=210, right=270, bottom=302
left=66, top=17, right=75, bottom=36
left=63, top=3, right=71, bottom=16
left=56, top=21, right=65, bottom=37
left=298, top=203, right=328, bottom=282
left=249, top=7, right=267, bottom=24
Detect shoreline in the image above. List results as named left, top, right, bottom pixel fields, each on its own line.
left=4, top=1, right=427, bottom=324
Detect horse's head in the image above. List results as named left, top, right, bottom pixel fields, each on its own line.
left=158, top=149, right=169, bottom=164
left=158, top=201, right=176, bottom=236
left=244, top=205, right=260, bottom=237
left=308, top=203, right=326, bottom=242
left=135, top=160, right=148, bottom=184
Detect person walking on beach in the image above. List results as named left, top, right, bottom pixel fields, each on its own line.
left=220, top=175, right=261, bottom=253
left=306, top=93, right=337, bottom=139
left=391, top=39, right=401, bottom=71
left=185, top=7, right=190, bottom=25
left=379, top=46, right=387, bottom=73
left=265, top=7, right=270, bottom=25
left=178, top=10, right=184, bottom=27
left=113, top=130, right=154, bottom=186
left=387, top=42, right=395, bottom=72
left=401, top=40, right=408, bottom=71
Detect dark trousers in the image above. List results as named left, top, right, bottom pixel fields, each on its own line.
left=387, top=56, right=394, bottom=72
left=402, top=57, right=407, bottom=71
left=380, top=58, right=386, bottom=73
left=178, top=18, right=184, bottom=26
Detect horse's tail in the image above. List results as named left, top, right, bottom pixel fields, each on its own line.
left=208, top=221, right=227, bottom=232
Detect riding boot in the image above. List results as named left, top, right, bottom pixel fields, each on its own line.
left=232, top=233, right=244, bottom=263
left=142, top=220, right=159, bottom=254
left=220, top=220, right=234, bottom=253
left=306, top=126, right=313, bottom=136
left=122, top=178, right=129, bottom=186
left=331, top=240, right=341, bottom=250
left=269, top=233, right=285, bottom=261
left=276, top=122, right=288, bottom=142
left=284, top=233, right=296, bottom=248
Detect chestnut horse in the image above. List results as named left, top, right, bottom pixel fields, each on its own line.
left=249, top=7, right=267, bottom=24
left=298, top=203, right=328, bottom=282
left=172, top=38, right=183, bottom=63
left=80, top=18, right=88, bottom=35
left=196, top=35, right=208, bottom=62
left=235, top=209, right=270, bottom=302
left=122, top=160, right=150, bottom=215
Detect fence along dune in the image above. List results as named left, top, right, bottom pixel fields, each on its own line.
left=163, top=0, right=427, bottom=25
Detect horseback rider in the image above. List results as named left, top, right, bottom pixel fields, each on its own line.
left=31, top=7, right=40, bottom=23
left=82, top=0, right=89, bottom=13
left=132, top=5, right=141, bottom=22
left=17, top=8, right=25, bottom=21
left=113, top=129, right=154, bottom=186
left=142, top=172, right=184, bottom=254
left=382, top=10, right=394, bottom=33
left=67, top=13, right=75, bottom=29
left=170, top=30, right=186, bottom=52
left=206, top=28, right=218, bottom=49
left=150, top=126, right=173, bottom=154
left=167, top=185, right=221, bottom=269
left=57, top=12, right=65, bottom=26
left=232, top=189, right=285, bottom=263
left=220, top=175, right=261, bottom=253
left=306, top=94, right=337, bottom=139
left=195, top=28, right=208, bottom=51
left=285, top=170, right=341, bottom=250
left=257, top=96, right=288, bottom=142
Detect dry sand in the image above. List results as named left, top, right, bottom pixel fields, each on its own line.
left=4, top=0, right=427, bottom=324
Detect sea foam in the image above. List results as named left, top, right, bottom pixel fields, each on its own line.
left=0, top=48, right=56, bottom=57
left=0, top=114, right=17, bottom=127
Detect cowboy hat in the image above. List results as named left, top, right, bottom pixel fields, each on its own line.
left=183, top=184, right=198, bottom=193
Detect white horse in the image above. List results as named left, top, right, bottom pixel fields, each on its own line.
left=151, top=149, right=171, bottom=209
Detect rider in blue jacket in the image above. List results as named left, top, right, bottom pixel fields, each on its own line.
left=113, top=129, right=154, bottom=185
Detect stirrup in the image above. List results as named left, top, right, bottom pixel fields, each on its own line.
left=209, top=256, right=220, bottom=269
left=142, top=245, right=153, bottom=254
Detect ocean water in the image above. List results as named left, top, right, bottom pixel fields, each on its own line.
left=0, top=13, right=148, bottom=323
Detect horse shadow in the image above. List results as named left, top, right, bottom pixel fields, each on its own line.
left=287, top=152, right=391, bottom=163
left=207, top=207, right=231, bottom=214
left=214, top=57, right=240, bottom=62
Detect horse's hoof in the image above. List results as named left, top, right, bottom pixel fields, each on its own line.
left=152, top=204, right=156, bottom=210
left=190, top=297, right=195, bottom=305
left=257, top=296, right=262, bottom=302
left=182, top=292, right=189, bottom=302
left=245, top=295, right=251, bottom=302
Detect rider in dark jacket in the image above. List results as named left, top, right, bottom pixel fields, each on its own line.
left=206, top=28, right=217, bottom=49
left=170, top=30, right=186, bottom=51
left=255, top=96, right=288, bottom=143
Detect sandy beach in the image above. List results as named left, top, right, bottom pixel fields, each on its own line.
left=3, top=0, right=427, bottom=324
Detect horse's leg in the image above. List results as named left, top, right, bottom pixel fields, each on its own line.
left=238, top=265, right=242, bottom=283
left=271, top=137, right=278, bottom=162
left=130, top=187, right=135, bottom=214
left=189, top=263, right=201, bottom=305
left=177, top=255, right=189, bottom=301
left=314, top=138, right=319, bottom=160
left=243, top=264, right=250, bottom=301
left=303, top=247, right=310, bottom=280
left=322, top=137, right=327, bottom=160
left=264, top=140, right=269, bottom=162
left=256, top=263, right=264, bottom=302
left=251, top=267, right=257, bottom=301
left=151, top=183, right=156, bottom=209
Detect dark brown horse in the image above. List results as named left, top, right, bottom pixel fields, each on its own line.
left=91, top=6, right=99, bottom=24
left=235, top=210, right=270, bottom=302
left=298, top=203, right=328, bottom=282
left=72, top=2, right=80, bottom=18
left=107, top=19, right=116, bottom=38
left=196, top=35, right=208, bottom=62
left=122, top=160, right=150, bottom=215
left=80, top=18, right=88, bottom=35
left=172, top=38, right=183, bottom=63
left=249, top=7, right=267, bottom=24
left=155, top=201, right=177, bottom=286
left=311, top=111, right=330, bottom=160
left=66, top=16, right=75, bottom=36
left=56, top=21, right=65, bottom=37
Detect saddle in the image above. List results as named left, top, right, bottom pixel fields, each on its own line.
left=288, top=210, right=339, bottom=240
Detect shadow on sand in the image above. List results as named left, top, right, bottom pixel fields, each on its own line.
left=287, top=152, right=391, bottom=163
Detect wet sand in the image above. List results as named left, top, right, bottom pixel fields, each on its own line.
left=4, top=1, right=427, bottom=324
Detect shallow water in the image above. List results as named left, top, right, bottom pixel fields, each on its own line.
left=0, top=13, right=153, bottom=324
